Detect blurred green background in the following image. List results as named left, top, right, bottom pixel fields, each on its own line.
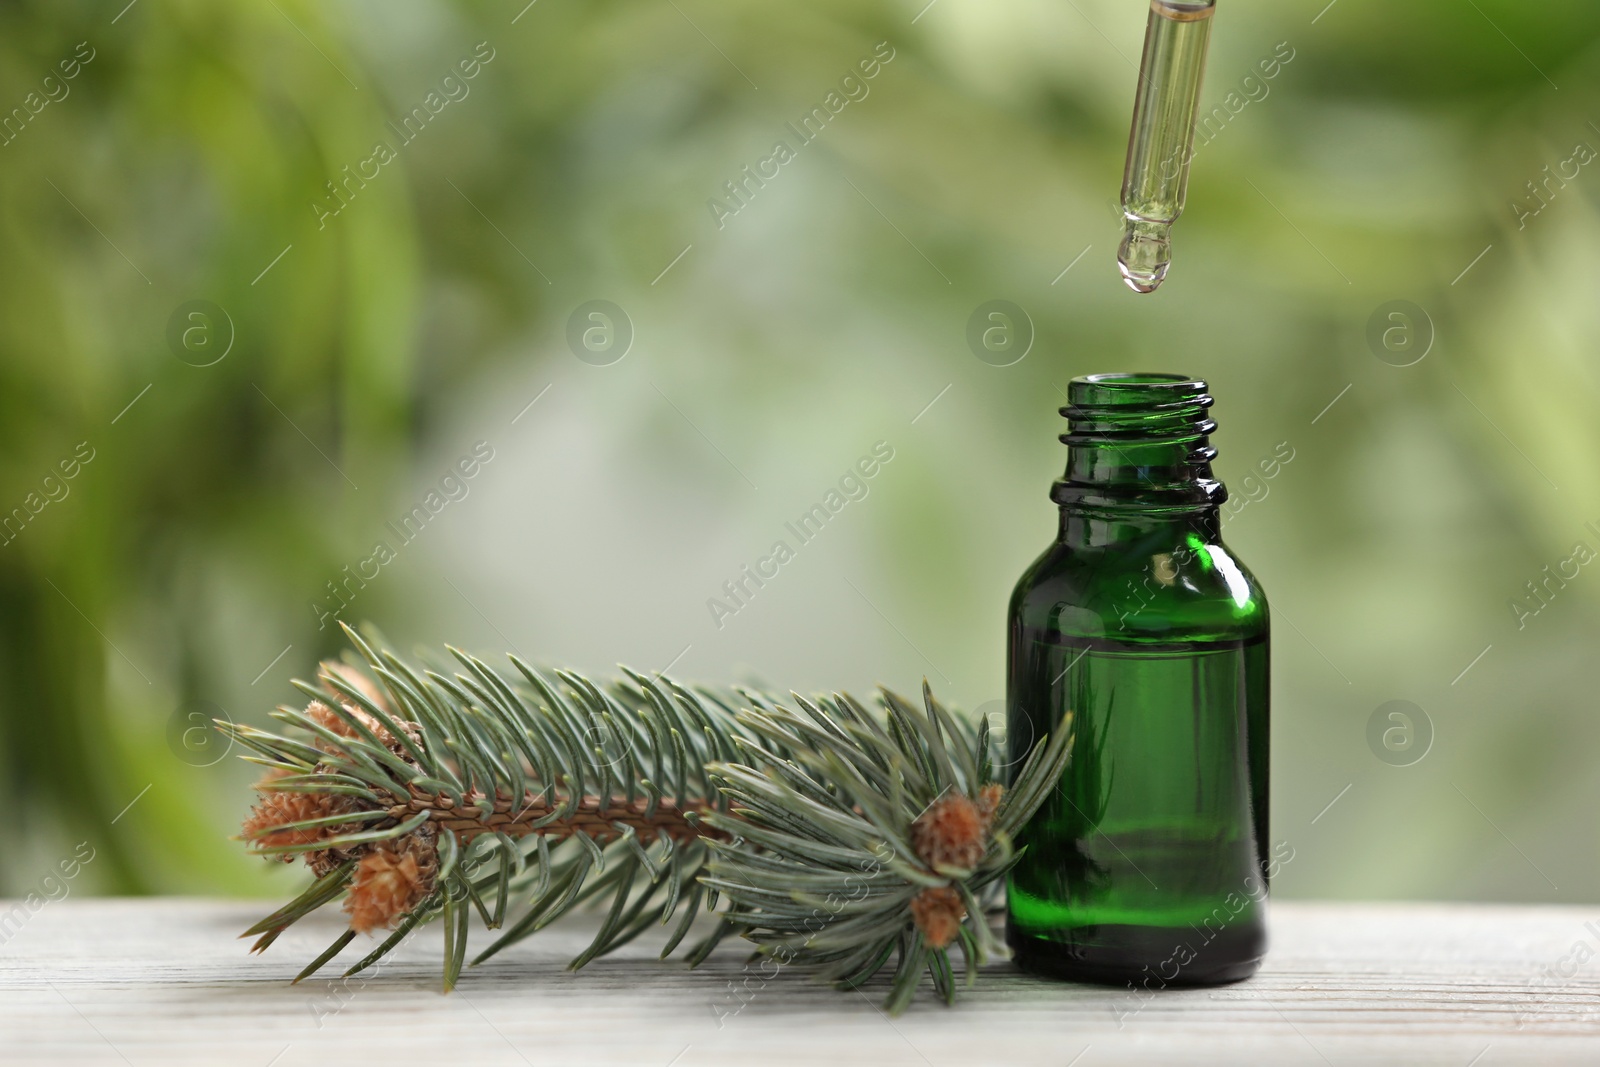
left=2, top=0, right=1597, bottom=905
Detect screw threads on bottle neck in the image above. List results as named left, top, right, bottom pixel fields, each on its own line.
left=1053, top=372, right=1226, bottom=513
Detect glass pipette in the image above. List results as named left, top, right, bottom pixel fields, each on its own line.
left=1117, top=0, right=1216, bottom=294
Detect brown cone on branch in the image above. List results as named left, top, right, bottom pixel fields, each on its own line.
left=344, top=825, right=439, bottom=934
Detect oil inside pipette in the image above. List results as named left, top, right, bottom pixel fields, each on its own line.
left=1116, top=0, right=1215, bottom=294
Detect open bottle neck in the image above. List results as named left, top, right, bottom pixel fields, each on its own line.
left=1052, top=373, right=1228, bottom=548
left=1058, top=507, right=1221, bottom=550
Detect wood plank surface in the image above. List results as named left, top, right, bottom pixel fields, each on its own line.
left=1, top=899, right=1597, bottom=1065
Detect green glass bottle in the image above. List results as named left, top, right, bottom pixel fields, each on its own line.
left=1006, top=373, right=1271, bottom=986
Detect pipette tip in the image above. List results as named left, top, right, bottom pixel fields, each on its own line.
left=1117, top=218, right=1173, bottom=295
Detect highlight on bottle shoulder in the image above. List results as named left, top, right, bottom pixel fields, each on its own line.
left=1117, top=0, right=1216, bottom=294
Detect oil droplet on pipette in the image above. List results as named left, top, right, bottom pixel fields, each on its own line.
left=1118, top=217, right=1172, bottom=294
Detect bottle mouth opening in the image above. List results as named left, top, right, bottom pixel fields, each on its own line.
left=1078, top=372, right=1195, bottom=385
left=1068, top=372, right=1206, bottom=402
left=1064, top=372, right=1210, bottom=419
left=1054, top=371, right=1225, bottom=512
left=1060, top=371, right=1215, bottom=450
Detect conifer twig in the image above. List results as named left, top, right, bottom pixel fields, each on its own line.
left=222, top=623, right=1072, bottom=1012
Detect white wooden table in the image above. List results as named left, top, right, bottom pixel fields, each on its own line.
left=1, top=900, right=1596, bottom=1065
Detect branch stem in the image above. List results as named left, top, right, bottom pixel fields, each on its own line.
left=390, top=788, right=718, bottom=846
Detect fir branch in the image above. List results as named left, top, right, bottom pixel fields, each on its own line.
left=221, top=623, right=1071, bottom=1012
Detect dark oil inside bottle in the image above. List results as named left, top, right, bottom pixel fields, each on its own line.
left=1007, top=633, right=1268, bottom=985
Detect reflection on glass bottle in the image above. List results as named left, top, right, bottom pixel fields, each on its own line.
left=1007, top=373, right=1271, bottom=986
